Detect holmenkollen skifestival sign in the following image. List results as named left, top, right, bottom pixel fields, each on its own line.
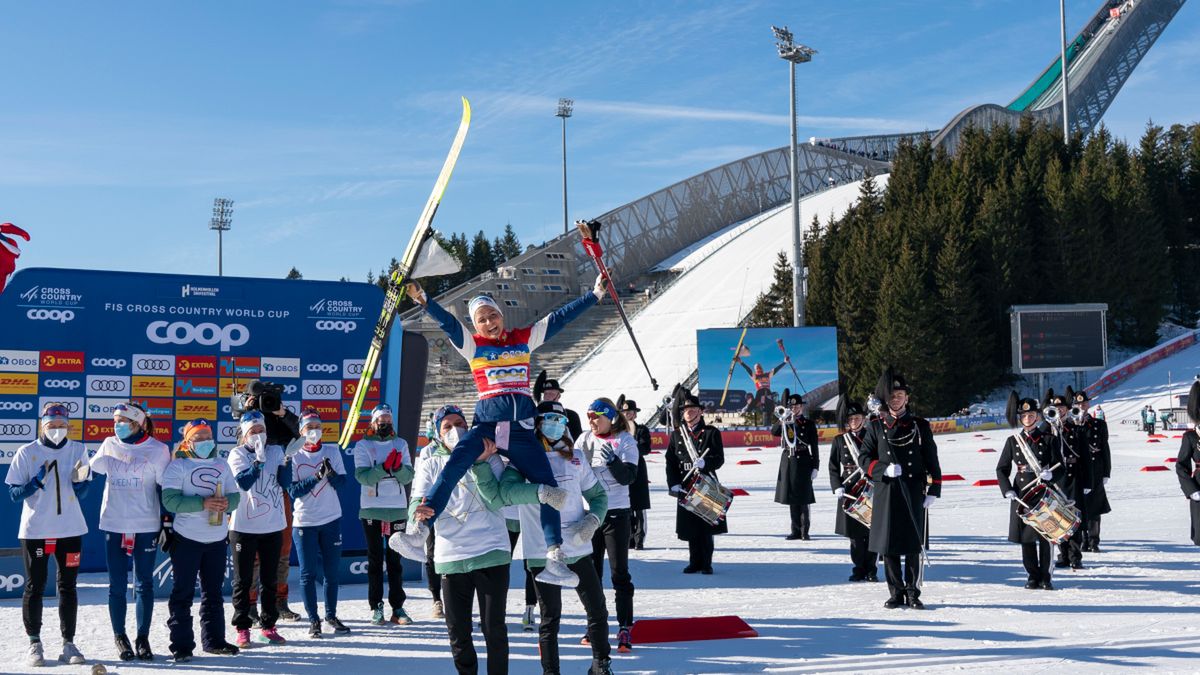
left=0, top=267, right=406, bottom=571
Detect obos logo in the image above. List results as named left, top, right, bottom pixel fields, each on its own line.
left=260, top=358, right=300, bottom=378
left=41, top=351, right=85, bottom=372
left=42, top=378, right=80, bottom=391
left=0, top=350, right=40, bottom=372
left=147, top=321, right=249, bottom=353
left=301, top=380, right=341, bottom=400
left=307, top=363, right=338, bottom=374
left=132, top=354, right=175, bottom=376
left=85, top=399, right=126, bottom=419
left=0, top=573, right=26, bottom=592
left=87, top=375, right=130, bottom=396
left=90, top=357, right=127, bottom=369
left=315, top=320, right=357, bottom=333
left=26, top=308, right=75, bottom=323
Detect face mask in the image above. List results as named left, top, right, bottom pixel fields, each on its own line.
left=375, top=423, right=394, bottom=438
left=44, top=428, right=68, bottom=445
left=442, top=426, right=463, bottom=449
left=114, top=422, right=134, bottom=441
left=305, top=429, right=322, bottom=444
left=541, top=419, right=566, bottom=441
left=193, top=439, right=216, bottom=458
left=248, top=432, right=267, bottom=451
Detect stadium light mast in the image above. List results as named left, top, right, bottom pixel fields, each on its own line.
left=772, top=25, right=816, bottom=327
left=1059, top=0, right=1070, bottom=141
left=210, top=197, right=234, bottom=276
left=556, top=98, right=574, bottom=236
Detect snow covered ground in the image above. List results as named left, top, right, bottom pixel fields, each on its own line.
left=3, top=419, right=1197, bottom=674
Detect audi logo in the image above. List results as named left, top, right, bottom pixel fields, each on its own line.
left=136, top=359, right=172, bottom=371
left=0, top=424, right=33, bottom=435
left=47, top=400, right=81, bottom=414
left=346, top=363, right=365, bottom=376
left=0, top=402, right=34, bottom=412
left=315, top=320, right=357, bottom=333
left=220, top=426, right=239, bottom=439
left=146, top=320, right=249, bottom=352
left=307, top=364, right=338, bottom=373
left=26, top=308, right=75, bottom=323
left=0, top=574, right=25, bottom=591
left=44, top=379, right=81, bottom=390
left=306, top=384, right=339, bottom=396
left=91, top=358, right=127, bottom=368
left=348, top=561, right=369, bottom=575
left=90, top=380, right=127, bottom=392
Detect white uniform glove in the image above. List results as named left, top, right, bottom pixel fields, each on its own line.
left=810, top=469, right=819, bottom=480
left=884, top=463, right=903, bottom=478
left=592, top=273, right=607, bottom=299
left=1083, top=488, right=1092, bottom=495
left=1191, top=491, right=1200, bottom=502
left=694, top=457, right=705, bottom=470
left=1102, top=477, right=1109, bottom=486
left=833, top=487, right=845, bottom=498
left=1005, top=490, right=1017, bottom=500
left=1039, top=469, right=1053, bottom=481
left=922, top=495, right=937, bottom=509
left=669, top=484, right=684, bottom=497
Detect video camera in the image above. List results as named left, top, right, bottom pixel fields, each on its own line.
left=230, top=379, right=285, bottom=419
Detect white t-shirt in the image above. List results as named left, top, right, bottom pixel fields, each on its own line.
left=411, top=452, right=508, bottom=564
left=515, top=447, right=600, bottom=561
left=352, top=438, right=411, bottom=510
left=89, top=436, right=171, bottom=534
left=5, top=439, right=90, bottom=540
left=576, top=430, right=638, bottom=511
left=161, top=456, right=239, bottom=544
left=228, top=443, right=288, bottom=534
left=291, top=443, right=346, bottom=528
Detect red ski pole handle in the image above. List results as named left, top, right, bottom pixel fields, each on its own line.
left=581, top=237, right=603, bottom=259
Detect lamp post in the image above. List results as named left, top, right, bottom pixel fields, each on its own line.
left=772, top=25, right=816, bottom=327
left=1059, top=0, right=1070, bottom=141
left=556, top=98, right=573, bottom=236
left=210, top=197, right=233, bottom=276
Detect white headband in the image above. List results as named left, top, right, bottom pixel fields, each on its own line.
left=116, top=404, right=146, bottom=425
left=468, top=295, right=502, bottom=320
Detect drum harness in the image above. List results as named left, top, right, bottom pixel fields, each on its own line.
left=1012, top=430, right=1065, bottom=509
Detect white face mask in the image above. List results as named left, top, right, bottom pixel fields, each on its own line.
left=248, top=432, right=267, bottom=451
left=45, top=428, right=68, bottom=445
left=305, top=429, right=322, bottom=444
left=442, top=426, right=463, bottom=449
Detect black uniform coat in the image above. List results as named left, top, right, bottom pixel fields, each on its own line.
left=1081, top=415, right=1112, bottom=516
left=666, top=418, right=727, bottom=539
left=629, top=423, right=653, bottom=511
left=996, top=429, right=1065, bottom=544
left=856, top=412, right=942, bottom=556
left=1054, top=421, right=1092, bottom=519
left=1175, top=430, right=1200, bottom=546
left=829, top=429, right=869, bottom=540
left=772, top=416, right=820, bottom=505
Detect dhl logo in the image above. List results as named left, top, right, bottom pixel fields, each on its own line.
left=68, top=419, right=82, bottom=441
left=219, top=378, right=239, bottom=398
left=41, top=351, right=85, bottom=372
left=177, top=356, right=217, bottom=375
left=0, top=373, right=38, bottom=395
left=176, top=400, right=217, bottom=420
left=343, top=380, right=379, bottom=399
left=132, top=376, right=174, bottom=396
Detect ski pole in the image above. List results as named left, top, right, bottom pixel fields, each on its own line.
left=720, top=327, right=749, bottom=407
left=776, top=338, right=807, bottom=393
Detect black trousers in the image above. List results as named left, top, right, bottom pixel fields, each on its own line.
left=687, top=534, right=715, bottom=570
left=1022, top=539, right=1052, bottom=582
left=883, top=553, right=921, bottom=598
left=531, top=556, right=611, bottom=674
left=629, top=509, right=647, bottom=549
left=591, top=510, right=634, bottom=628
left=506, top=529, right=538, bottom=607
left=850, top=537, right=877, bottom=576
left=1058, top=521, right=1085, bottom=565
left=168, top=535, right=228, bottom=654
left=22, top=536, right=82, bottom=641
left=230, top=529, right=282, bottom=630
left=789, top=503, right=811, bottom=537
left=1086, top=516, right=1102, bottom=546
left=362, top=518, right=407, bottom=611
left=425, top=526, right=441, bottom=603
left=442, top=564, right=509, bottom=675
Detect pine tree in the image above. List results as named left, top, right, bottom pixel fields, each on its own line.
left=467, top=231, right=496, bottom=277
left=746, top=251, right=793, bottom=327
left=495, top=224, right=523, bottom=262
left=285, top=267, right=302, bottom=280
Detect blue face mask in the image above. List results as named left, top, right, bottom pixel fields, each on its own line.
left=193, top=439, right=217, bottom=459
left=114, top=422, right=135, bottom=441
left=541, top=418, right=567, bottom=441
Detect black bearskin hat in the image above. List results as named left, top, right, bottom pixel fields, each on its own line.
left=1188, top=380, right=1200, bottom=424
left=837, top=397, right=866, bottom=430
left=874, top=366, right=910, bottom=404
left=1006, top=390, right=1040, bottom=428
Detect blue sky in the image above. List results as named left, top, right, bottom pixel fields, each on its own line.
left=2, top=1, right=1196, bottom=282
left=697, top=327, right=838, bottom=393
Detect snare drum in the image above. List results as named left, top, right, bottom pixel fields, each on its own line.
left=843, top=477, right=874, bottom=528
left=1017, top=482, right=1081, bottom=544
left=681, top=473, right=734, bottom=527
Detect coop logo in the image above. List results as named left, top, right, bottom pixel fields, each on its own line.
left=176, top=356, right=216, bottom=375
left=41, top=378, right=79, bottom=391
left=85, top=399, right=126, bottom=419
left=309, top=299, right=363, bottom=317
left=0, top=350, right=40, bottom=372
left=314, top=320, right=357, bottom=333
left=307, top=363, right=338, bottom=374
left=87, top=376, right=130, bottom=396
left=132, top=354, right=175, bottom=376
left=90, top=358, right=127, bottom=369
left=39, top=397, right=82, bottom=415
left=348, top=561, right=369, bottom=575
left=0, top=374, right=39, bottom=395
left=283, top=384, right=297, bottom=395
left=302, top=380, right=341, bottom=400
left=0, top=401, right=33, bottom=412
left=0, top=419, right=36, bottom=441
left=260, top=358, right=300, bottom=377
left=180, top=284, right=220, bottom=298
left=26, top=308, right=75, bottom=323
left=147, top=321, right=249, bottom=352
left=0, top=573, right=26, bottom=592
left=41, top=352, right=85, bottom=372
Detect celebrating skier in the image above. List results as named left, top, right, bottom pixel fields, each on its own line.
left=734, top=356, right=787, bottom=424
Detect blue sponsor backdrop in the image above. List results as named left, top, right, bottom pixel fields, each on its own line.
left=0, top=267, right=409, bottom=573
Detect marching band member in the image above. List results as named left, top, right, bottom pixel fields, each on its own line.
left=1175, top=382, right=1200, bottom=547
left=666, top=392, right=726, bottom=575
left=996, top=394, right=1064, bottom=590
left=772, top=390, right=820, bottom=541
left=1047, top=390, right=1091, bottom=570
left=6, top=403, right=90, bottom=666
left=828, top=399, right=877, bottom=581
left=89, top=402, right=171, bottom=662
left=1073, top=390, right=1111, bottom=552
left=857, top=368, right=941, bottom=610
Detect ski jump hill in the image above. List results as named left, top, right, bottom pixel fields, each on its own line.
left=403, top=0, right=1186, bottom=423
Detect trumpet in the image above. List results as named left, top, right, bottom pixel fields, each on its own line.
left=1068, top=406, right=1086, bottom=424
left=775, top=405, right=794, bottom=424
left=1043, top=405, right=1060, bottom=423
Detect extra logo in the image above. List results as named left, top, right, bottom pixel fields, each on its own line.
left=87, top=375, right=130, bottom=396
left=176, top=356, right=217, bottom=375
left=41, top=378, right=79, bottom=391
left=132, top=354, right=175, bottom=376
left=0, top=401, right=33, bottom=412
left=302, top=401, right=340, bottom=419
left=0, top=419, right=36, bottom=441
left=307, top=363, right=338, bottom=373
left=347, top=379, right=380, bottom=399
left=260, top=357, right=300, bottom=378
left=301, top=380, right=341, bottom=400
left=90, top=357, right=127, bottom=369
left=26, top=308, right=75, bottom=323
left=0, top=350, right=40, bottom=373
left=41, top=351, right=85, bottom=372
left=0, top=374, right=39, bottom=395
left=146, top=321, right=249, bottom=353
left=315, top=320, right=357, bottom=333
